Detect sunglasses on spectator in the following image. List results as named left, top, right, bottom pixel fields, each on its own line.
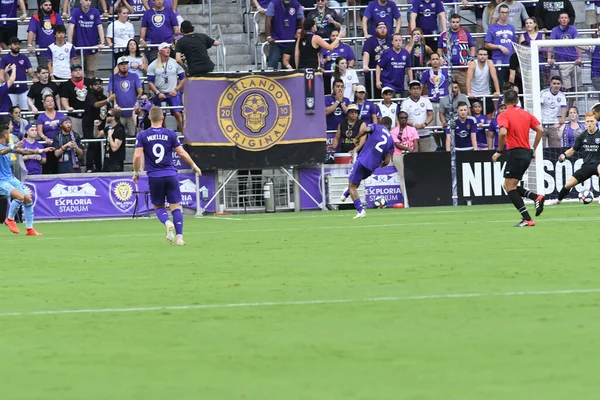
left=107, top=113, right=114, bottom=117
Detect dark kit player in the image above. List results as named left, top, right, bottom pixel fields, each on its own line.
left=554, top=112, right=600, bottom=204
left=340, top=116, right=394, bottom=219
left=492, top=90, right=544, bottom=227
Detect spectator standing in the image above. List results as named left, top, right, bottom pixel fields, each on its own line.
left=0, top=0, right=26, bottom=50
left=362, top=0, right=401, bottom=38
left=487, top=102, right=506, bottom=149
left=401, top=80, right=433, bottom=152
left=322, top=28, right=355, bottom=92
left=252, top=0, right=270, bottom=44
left=148, top=42, right=185, bottom=133
left=37, top=93, right=66, bottom=174
left=409, top=0, right=447, bottom=52
left=540, top=76, right=567, bottom=148
left=535, top=0, right=575, bottom=31
left=175, top=20, right=220, bottom=77
left=60, top=63, right=93, bottom=139
left=437, top=14, right=475, bottom=95
left=331, top=103, right=365, bottom=154
left=376, top=33, right=412, bottom=96
left=591, top=37, right=600, bottom=99
left=307, top=0, right=342, bottom=38
left=94, top=108, right=126, bottom=172
left=68, top=0, right=106, bottom=79
left=27, top=0, right=64, bottom=68
left=559, top=106, right=584, bottom=148
left=106, top=5, right=136, bottom=54
left=109, top=56, right=142, bottom=136
left=21, top=124, right=46, bottom=175
left=466, top=47, right=500, bottom=115
left=548, top=13, right=581, bottom=98
left=63, top=0, right=109, bottom=18
left=325, top=78, right=350, bottom=136
left=491, top=0, right=528, bottom=31
left=353, top=85, right=377, bottom=125
left=110, top=0, right=135, bottom=14
left=332, top=57, right=359, bottom=101
left=0, top=38, right=36, bottom=111
left=471, top=100, right=490, bottom=150
left=265, top=0, right=304, bottom=69
left=53, top=117, right=84, bottom=174
left=117, top=39, right=148, bottom=79
left=482, top=0, right=501, bottom=33
left=421, top=52, right=447, bottom=146
left=134, top=94, right=152, bottom=133
left=446, top=102, right=478, bottom=151
left=47, top=25, right=77, bottom=81
left=87, top=76, right=113, bottom=172
left=140, top=0, right=180, bottom=63
left=295, top=18, right=342, bottom=70
left=281, top=29, right=300, bottom=70
left=0, top=63, right=16, bottom=114
left=585, top=0, right=600, bottom=29
left=405, top=28, right=433, bottom=82
left=519, top=18, right=546, bottom=86
left=376, top=86, right=400, bottom=128
left=362, top=22, right=392, bottom=98
left=391, top=110, right=419, bottom=206
left=8, top=106, right=26, bottom=139
left=27, top=66, right=60, bottom=114
left=440, top=81, right=470, bottom=130
left=484, top=4, right=516, bottom=88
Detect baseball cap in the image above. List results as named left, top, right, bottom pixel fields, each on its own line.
left=347, top=104, right=359, bottom=112
left=60, top=116, right=72, bottom=125
left=158, top=42, right=171, bottom=51
left=376, top=21, right=386, bottom=28
left=354, top=85, right=366, bottom=93
left=91, top=76, right=102, bottom=84
left=70, top=63, right=82, bottom=71
left=181, top=20, right=194, bottom=34
left=25, top=123, right=34, bottom=131
left=117, top=56, right=128, bottom=64
left=408, top=80, right=421, bottom=88
left=382, top=86, right=394, bottom=94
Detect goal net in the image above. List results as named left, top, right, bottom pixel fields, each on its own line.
left=515, top=39, right=600, bottom=200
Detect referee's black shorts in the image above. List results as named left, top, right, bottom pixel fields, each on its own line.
left=573, top=163, right=600, bottom=184
left=503, top=148, right=533, bottom=180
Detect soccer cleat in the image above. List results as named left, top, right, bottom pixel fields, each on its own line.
left=340, top=189, right=348, bottom=202
left=534, top=195, right=545, bottom=216
left=165, top=221, right=175, bottom=244
left=176, top=237, right=186, bottom=246
left=353, top=210, right=366, bottom=219
left=514, top=219, right=535, bottom=227
left=25, top=228, right=43, bottom=236
left=4, top=218, right=20, bottom=234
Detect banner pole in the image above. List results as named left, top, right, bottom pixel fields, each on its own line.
left=198, top=169, right=238, bottom=215
left=279, top=167, right=324, bottom=211
left=195, top=173, right=202, bottom=217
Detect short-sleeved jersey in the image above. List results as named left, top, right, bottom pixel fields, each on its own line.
left=540, top=88, right=567, bottom=123
left=474, top=114, right=489, bottom=148
left=135, top=127, right=181, bottom=178
left=497, top=105, right=540, bottom=150
left=357, top=123, right=394, bottom=171
left=447, top=116, right=477, bottom=149
left=573, top=129, right=600, bottom=165
left=0, top=143, right=14, bottom=180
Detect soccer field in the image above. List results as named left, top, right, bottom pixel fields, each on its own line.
left=2, top=204, right=600, bottom=400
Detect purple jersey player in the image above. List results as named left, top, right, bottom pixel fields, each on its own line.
left=340, top=117, right=394, bottom=219
left=132, top=106, right=201, bottom=246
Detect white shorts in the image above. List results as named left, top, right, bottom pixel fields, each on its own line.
left=8, top=92, right=29, bottom=110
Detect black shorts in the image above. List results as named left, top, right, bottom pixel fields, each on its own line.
left=573, top=163, right=600, bottom=184
left=503, top=148, right=532, bottom=180
left=0, top=26, right=18, bottom=46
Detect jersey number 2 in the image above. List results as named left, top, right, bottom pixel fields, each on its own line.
left=153, top=143, right=165, bottom=163
left=375, top=134, right=387, bottom=153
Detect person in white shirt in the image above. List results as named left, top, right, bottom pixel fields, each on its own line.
left=46, top=25, right=77, bottom=81
left=401, top=80, right=433, bottom=152
left=332, top=56, right=359, bottom=101
left=106, top=5, right=136, bottom=53
left=540, top=76, right=567, bottom=148
left=376, top=86, right=399, bottom=128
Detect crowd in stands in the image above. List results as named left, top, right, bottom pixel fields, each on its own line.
left=0, top=0, right=218, bottom=176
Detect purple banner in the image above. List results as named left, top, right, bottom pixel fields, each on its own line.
left=185, top=71, right=326, bottom=152
left=23, top=172, right=216, bottom=220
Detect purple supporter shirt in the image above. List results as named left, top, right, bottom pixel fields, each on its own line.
left=108, top=72, right=142, bottom=117
left=363, top=0, right=400, bottom=36
left=411, top=0, right=444, bottom=34
left=136, top=127, right=180, bottom=178
left=141, top=7, right=179, bottom=45
left=69, top=7, right=102, bottom=55
left=357, top=123, right=394, bottom=171
left=27, top=13, right=65, bottom=52
left=446, top=116, right=477, bottom=149
left=420, top=68, right=448, bottom=100
left=550, top=25, right=579, bottom=62
left=0, top=0, right=19, bottom=28
left=322, top=43, right=355, bottom=72
left=266, top=0, right=304, bottom=48
left=488, top=117, right=500, bottom=148
left=22, top=140, right=46, bottom=175
left=324, top=95, right=350, bottom=131
left=0, top=83, right=11, bottom=113
left=0, top=54, right=32, bottom=94
left=377, top=48, right=411, bottom=92
left=355, top=100, right=377, bottom=124
left=362, top=35, right=392, bottom=69
left=592, top=46, right=600, bottom=78
left=474, top=114, right=489, bottom=148
left=485, top=23, right=515, bottom=64
left=36, top=111, right=66, bottom=140
left=438, top=30, right=474, bottom=66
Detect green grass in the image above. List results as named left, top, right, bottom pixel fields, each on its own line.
left=2, top=203, right=600, bottom=400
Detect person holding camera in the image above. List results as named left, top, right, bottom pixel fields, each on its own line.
left=94, top=109, right=126, bottom=172
left=53, top=117, right=84, bottom=174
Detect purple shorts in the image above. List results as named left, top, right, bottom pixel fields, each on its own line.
left=348, top=161, right=373, bottom=185
left=148, top=175, right=182, bottom=206
left=153, top=93, right=183, bottom=115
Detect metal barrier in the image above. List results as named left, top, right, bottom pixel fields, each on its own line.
left=215, top=24, right=227, bottom=72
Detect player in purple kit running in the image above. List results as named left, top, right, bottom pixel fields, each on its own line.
left=340, top=116, right=394, bottom=219
left=132, top=107, right=201, bottom=246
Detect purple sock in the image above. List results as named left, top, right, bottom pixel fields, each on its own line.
left=343, top=188, right=350, bottom=198
left=155, top=207, right=170, bottom=225
left=171, top=208, right=184, bottom=235
left=353, top=199, right=363, bottom=213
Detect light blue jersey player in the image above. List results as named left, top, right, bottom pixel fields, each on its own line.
left=0, top=123, right=54, bottom=235
left=340, top=117, right=395, bottom=219
left=132, top=106, right=202, bottom=246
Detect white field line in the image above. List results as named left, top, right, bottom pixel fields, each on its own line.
left=1, top=288, right=599, bottom=318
